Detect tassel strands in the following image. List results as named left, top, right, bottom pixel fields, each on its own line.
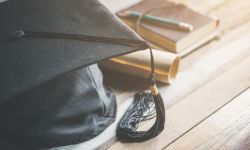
left=116, top=80, right=165, bottom=142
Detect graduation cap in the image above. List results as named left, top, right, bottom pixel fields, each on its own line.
left=0, top=0, right=165, bottom=149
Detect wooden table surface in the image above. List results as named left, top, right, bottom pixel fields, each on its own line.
left=51, top=0, right=250, bottom=149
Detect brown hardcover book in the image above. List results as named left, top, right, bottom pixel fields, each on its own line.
left=117, top=0, right=219, bottom=55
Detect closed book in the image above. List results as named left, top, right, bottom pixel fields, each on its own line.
left=117, top=0, right=219, bottom=55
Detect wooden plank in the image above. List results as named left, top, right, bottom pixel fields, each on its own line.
left=169, top=0, right=229, bottom=13
left=165, top=88, right=250, bottom=150
left=210, top=0, right=250, bottom=32
left=160, top=21, right=250, bottom=108
left=108, top=49, right=250, bottom=150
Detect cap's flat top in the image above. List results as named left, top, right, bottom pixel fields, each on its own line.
left=0, top=0, right=145, bottom=102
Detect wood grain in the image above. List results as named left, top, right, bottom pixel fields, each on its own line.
left=165, top=88, right=250, bottom=150
left=159, top=21, right=250, bottom=108
left=169, top=0, right=229, bottom=13
left=210, top=0, right=250, bottom=32
left=100, top=21, right=250, bottom=150
left=108, top=49, right=250, bottom=150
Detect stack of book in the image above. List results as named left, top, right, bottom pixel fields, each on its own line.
left=101, top=0, right=219, bottom=83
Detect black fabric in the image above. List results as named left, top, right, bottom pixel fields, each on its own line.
left=0, top=0, right=146, bottom=149
left=0, top=0, right=144, bottom=102
left=0, top=64, right=117, bottom=149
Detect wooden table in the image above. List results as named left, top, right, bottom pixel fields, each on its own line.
left=51, top=0, right=250, bottom=149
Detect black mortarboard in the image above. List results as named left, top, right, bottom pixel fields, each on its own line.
left=0, top=0, right=165, bottom=149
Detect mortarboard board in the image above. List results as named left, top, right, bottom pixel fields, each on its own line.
left=0, top=0, right=165, bottom=149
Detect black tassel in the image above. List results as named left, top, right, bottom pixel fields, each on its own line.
left=116, top=10, right=167, bottom=142
left=117, top=45, right=165, bottom=142
left=117, top=74, right=165, bottom=142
